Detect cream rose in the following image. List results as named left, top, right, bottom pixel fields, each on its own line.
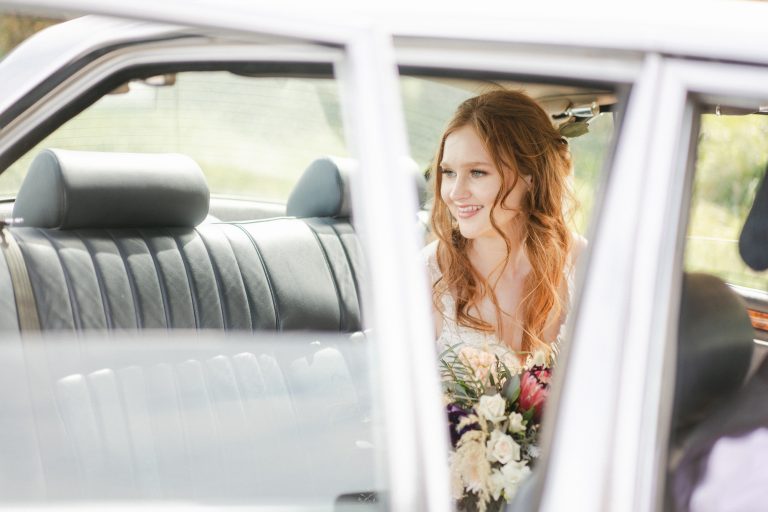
left=500, top=460, right=531, bottom=498
left=486, top=430, right=520, bottom=464
left=507, top=412, right=526, bottom=434
left=477, top=394, right=507, bottom=423
left=459, top=346, right=496, bottom=382
left=488, top=469, right=506, bottom=501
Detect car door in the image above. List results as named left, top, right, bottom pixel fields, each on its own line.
left=0, top=2, right=442, bottom=510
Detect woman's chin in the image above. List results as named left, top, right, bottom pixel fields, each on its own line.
left=457, top=224, right=482, bottom=240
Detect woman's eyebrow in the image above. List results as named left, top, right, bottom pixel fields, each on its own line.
left=440, top=160, right=492, bottom=168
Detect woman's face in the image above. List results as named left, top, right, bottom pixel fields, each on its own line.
left=440, top=124, right=528, bottom=240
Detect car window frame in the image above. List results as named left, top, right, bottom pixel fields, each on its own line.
left=649, top=58, right=768, bottom=511
left=392, top=38, right=649, bottom=511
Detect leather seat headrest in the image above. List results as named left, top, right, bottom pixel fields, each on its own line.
left=286, top=156, right=427, bottom=219
left=739, top=165, right=768, bottom=270
left=286, top=156, right=355, bottom=218
left=13, top=149, right=209, bottom=229
left=673, top=273, right=754, bottom=434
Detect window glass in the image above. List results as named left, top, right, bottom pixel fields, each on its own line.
left=685, top=112, right=768, bottom=290
left=669, top=99, right=768, bottom=512
left=0, top=72, right=347, bottom=201
left=0, top=14, right=387, bottom=509
left=401, top=71, right=619, bottom=510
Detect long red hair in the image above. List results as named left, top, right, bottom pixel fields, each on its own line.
left=431, top=89, right=573, bottom=354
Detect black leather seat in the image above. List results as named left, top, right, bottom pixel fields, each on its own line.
left=0, top=151, right=376, bottom=501
left=668, top=273, right=754, bottom=511
left=1, top=149, right=365, bottom=333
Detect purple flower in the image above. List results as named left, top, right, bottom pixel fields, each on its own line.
left=446, top=403, right=479, bottom=448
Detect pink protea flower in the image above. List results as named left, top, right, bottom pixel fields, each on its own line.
left=518, top=366, right=551, bottom=421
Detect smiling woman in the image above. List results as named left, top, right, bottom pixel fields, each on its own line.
left=409, top=76, right=613, bottom=510
left=428, top=89, right=577, bottom=357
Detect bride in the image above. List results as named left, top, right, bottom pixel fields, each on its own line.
left=425, top=89, right=585, bottom=362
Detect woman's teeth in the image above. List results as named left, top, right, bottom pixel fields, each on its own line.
left=457, top=205, right=482, bottom=217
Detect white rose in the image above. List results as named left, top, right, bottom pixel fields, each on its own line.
left=486, top=429, right=520, bottom=464
left=507, top=412, right=526, bottom=434
left=500, top=353, right=522, bottom=375
left=477, top=394, right=507, bottom=423
left=500, top=460, right=531, bottom=499
left=488, top=469, right=506, bottom=501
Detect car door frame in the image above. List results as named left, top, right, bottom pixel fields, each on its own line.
left=0, top=2, right=448, bottom=511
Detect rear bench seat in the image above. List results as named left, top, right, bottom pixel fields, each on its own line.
left=0, top=150, right=375, bottom=501
left=0, top=149, right=364, bottom=333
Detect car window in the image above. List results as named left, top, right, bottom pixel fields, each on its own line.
left=0, top=72, right=347, bottom=202
left=0, top=14, right=390, bottom=509
left=668, top=93, right=768, bottom=511
left=685, top=112, right=768, bottom=290
left=401, top=68, right=621, bottom=510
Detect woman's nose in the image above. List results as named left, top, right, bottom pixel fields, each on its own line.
left=450, top=176, right=470, bottom=201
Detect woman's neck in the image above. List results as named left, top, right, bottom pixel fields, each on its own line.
left=467, top=229, right=527, bottom=281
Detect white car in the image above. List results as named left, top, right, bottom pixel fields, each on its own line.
left=0, top=2, right=767, bottom=511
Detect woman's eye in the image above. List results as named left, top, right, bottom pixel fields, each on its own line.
left=440, top=169, right=456, bottom=178
left=470, top=169, right=487, bottom=177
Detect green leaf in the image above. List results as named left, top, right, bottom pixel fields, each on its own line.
left=502, top=374, right=520, bottom=403
left=523, top=406, right=535, bottom=423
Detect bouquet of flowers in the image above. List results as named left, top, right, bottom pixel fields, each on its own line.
left=440, top=344, right=552, bottom=512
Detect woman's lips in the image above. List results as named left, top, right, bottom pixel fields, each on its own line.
left=456, top=205, right=483, bottom=219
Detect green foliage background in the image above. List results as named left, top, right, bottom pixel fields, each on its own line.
left=0, top=14, right=60, bottom=58
left=686, top=114, right=768, bottom=290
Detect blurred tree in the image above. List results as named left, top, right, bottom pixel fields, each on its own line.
left=0, top=14, right=60, bottom=58
left=696, top=114, right=768, bottom=218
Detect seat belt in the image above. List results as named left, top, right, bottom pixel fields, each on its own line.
left=0, top=220, right=40, bottom=332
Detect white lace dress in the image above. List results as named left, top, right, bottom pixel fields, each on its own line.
left=424, top=240, right=574, bottom=361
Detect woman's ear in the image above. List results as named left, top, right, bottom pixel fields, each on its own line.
left=523, top=174, right=533, bottom=187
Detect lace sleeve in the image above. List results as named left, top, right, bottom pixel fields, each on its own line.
left=422, top=240, right=441, bottom=286
left=551, top=249, right=579, bottom=358
left=551, top=234, right=587, bottom=357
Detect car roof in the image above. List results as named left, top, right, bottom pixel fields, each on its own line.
left=4, top=0, right=767, bottom=62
